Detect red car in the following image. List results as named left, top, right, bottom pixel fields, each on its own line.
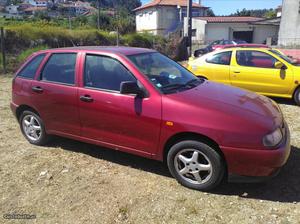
left=11, top=47, right=291, bottom=191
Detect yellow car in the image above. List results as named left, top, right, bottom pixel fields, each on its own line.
left=187, top=47, right=300, bottom=105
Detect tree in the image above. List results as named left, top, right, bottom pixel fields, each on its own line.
left=230, top=8, right=277, bottom=18
left=206, top=8, right=215, bottom=17
left=264, top=10, right=277, bottom=19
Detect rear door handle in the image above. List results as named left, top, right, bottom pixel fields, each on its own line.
left=80, top=95, right=94, bottom=103
left=233, top=71, right=240, bottom=74
left=32, top=86, right=43, bottom=93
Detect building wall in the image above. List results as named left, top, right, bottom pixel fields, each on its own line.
left=184, top=17, right=206, bottom=44
left=136, top=8, right=158, bottom=35
left=253, top=25, right=279, bottom=44
left=136, top=6, right=207, bottom=36
left=156, top=6, right=180, bottom=35
left=5, top=5, right=19, bottom=14
left=278, top=0, right=300, bottom=46
left=205, top=23, right=253, bottom=43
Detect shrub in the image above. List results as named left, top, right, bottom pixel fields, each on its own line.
left=16, top=45, right=48, bottom=64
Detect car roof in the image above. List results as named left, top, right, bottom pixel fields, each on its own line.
left=37, top=46, right=156, bottom=56
left=214, top=47, right=272, bottom=52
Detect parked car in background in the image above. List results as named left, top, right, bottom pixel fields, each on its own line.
left=194, top=39, right=268, bottom=57
left=11, top=47, right=290, bottom=191
left=188, top=47, right=300, bottom=105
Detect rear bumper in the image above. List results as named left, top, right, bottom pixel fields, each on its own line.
left=221, top=124, right=291, bottom=177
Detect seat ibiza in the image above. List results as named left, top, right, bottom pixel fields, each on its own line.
left=11, top=47, right=291, bottom=191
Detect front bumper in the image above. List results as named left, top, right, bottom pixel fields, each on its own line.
left=221, top=124, right=291, bottom=178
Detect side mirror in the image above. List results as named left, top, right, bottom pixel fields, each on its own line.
left=120, top=81, right=145, bottom=98
left=274, top=61, right=287, bottom=70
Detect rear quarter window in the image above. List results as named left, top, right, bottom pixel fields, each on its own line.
left=17, top=54, right=46, bottom=79
left=206, top=51, right=232, bottom=65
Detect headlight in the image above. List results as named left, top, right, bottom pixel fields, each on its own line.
left=263, top=128, right=283, bottom=148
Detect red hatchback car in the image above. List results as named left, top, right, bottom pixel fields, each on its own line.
left=11, top=47, right=291, bottom=191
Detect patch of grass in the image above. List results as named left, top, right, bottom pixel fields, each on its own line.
left=16, top=45, right=49, bottom=64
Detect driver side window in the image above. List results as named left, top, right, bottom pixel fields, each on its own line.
left=84, top=55, right=136, bottom=92
left=236, top=50, right=279, bottom=69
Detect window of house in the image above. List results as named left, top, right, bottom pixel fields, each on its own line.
left=206, top=51, right=232, bottom=65
left=192, top=29, right=197, bottom=37
left=84, top=55, right=136, bottom=92
left=17, top=54, right=46, bottom=79
left=41, top=53, right=77, bottom=85
left=236, top=50, right=278, bottom=68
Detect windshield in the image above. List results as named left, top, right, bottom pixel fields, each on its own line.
left=269, top=49, right=300, bottom=66
left=234, top=40, right=247, bottom=44
left=128, top=52, right=203, bottom=94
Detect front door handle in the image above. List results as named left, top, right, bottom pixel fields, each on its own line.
left=80, top=95, right=94, bottom=103
left=32, top=86, right=43, bottom=93
left=233, top=71, right=240, bottom=74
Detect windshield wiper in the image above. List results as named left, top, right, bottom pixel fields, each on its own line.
left=185, top=78, right=203, bottom=87
left=161, top=83, right=187, bottom=91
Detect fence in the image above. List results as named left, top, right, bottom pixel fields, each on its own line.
left=0, top=27, right=6, bottom=74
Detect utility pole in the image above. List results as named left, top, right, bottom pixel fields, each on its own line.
left=0, top=27, right=6, bottom=74
left=97, top=0, right=101, bottom=29
left=116, top=9, right=120, bottom=46
left=186, top=0, right=192, bottom=57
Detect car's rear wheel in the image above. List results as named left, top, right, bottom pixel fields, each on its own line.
left=167, top=140, right=225, bottom=191
left=293, top=87, right=300, bottom=106
left=19, top=110, right=49, bottom=145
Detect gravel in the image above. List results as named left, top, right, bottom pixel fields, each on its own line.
left=0, top=75, right=300, bottom=224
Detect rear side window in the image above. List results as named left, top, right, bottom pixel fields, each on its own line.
left=206, top=51, right=232, bottom=65
left=41, top=53, right=77, bottom=85
left=84, top=54, right=136, bottom=92
left=17, top=54, right=45, bottom=79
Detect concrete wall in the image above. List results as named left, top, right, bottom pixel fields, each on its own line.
left=156, top=6, right=179, bottom=35
left=202, top=23, right=278, bottom=44
left=184, top=17, right=206, bottom=44
left=253, top=25, right=279, bottom=44
left=205, top=23, right=254, bottom=43
left=136, top=8, right=158, bottom=35
left=136, top=6, right=207, bottom=36
left=278, top=0, right=300, bottom=46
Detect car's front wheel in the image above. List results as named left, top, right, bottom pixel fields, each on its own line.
left=19, top=110, right=50, bottom=145
left=294, top=87, right=300, bottom=106
left=167, top=140, right=225, bottom=191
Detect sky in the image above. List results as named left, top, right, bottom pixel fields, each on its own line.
left=141, top=0, right=283, bottom=16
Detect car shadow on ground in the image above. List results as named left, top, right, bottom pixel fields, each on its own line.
left=48, top=137, right=172, bottom=178
left=48, top=138, right=300, bottom=203
left=213, top=146, right=300, bottom=203
left=270, top=97, right=297, bottom=106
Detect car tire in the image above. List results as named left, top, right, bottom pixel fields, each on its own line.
left=167, top=140, right=225, bottom=191
left=293, top=87, right=300, bottom=106
left=19, top=110, right=50, bottom=146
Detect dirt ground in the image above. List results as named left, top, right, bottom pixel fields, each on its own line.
left=0, top=75, right=300, bottom=224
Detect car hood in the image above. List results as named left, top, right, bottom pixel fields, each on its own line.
left=167, top=81, right=282, bottom=127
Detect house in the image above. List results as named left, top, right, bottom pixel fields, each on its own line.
left=0, top=0, right=6, bottom=7
left=23, top=0, right=48, bottom=7
left=189, top=16, right=279, bottom=44
left=278, top=0, right=300, bottom=46
left=134, top=0, right=208, bottom=35
left=58, top=1, right=94, bottom=16
left=5, top=5, right=19, bottom=14
left=23, top=6, right=47, bottom=15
